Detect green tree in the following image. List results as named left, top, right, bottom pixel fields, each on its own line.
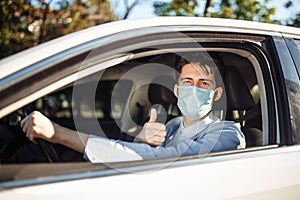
left=37, top=0, right=92, bottom=44
left=0, top=0, right=37, bottom=58
left=288, top=13, right=300, bottom=28
left=154, top=0, right=199, bottom=16
left=121, top=0, right=141, bottom=19
left=284, top=0, right=300, bottom=28
left=213, top=0, right=277, bottom=24
left=109, top=0, right=150, bottom=19
left=0, top=0, right=116, bottom=59
left=26, top=0, right=116, bottom=44
left=153, top=0, right=278, bottom=24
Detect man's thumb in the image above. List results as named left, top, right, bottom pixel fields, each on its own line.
left=148, top=108, right=157, bottom=122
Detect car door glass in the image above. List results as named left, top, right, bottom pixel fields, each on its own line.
left=290, top=39, right=300, bottom=76
left=282, top=38, right=300, bottom=143
left=288, top=39, right=300, bottom=142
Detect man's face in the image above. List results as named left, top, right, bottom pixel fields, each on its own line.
left=174, top=63, right=222, bottom=101
left=178, top=63, right=216, bottom=89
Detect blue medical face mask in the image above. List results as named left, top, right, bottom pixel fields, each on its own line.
left=177, top=86, right=216, bottom=120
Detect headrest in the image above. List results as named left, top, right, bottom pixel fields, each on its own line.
left=148, top=75, right=177, bottom=104
left=224, top=67, right=255, bottom=110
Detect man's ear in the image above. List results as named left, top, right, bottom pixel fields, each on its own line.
left=214, top=87, right=223, bottom=101
left=174, top=84, right=178, bottom=97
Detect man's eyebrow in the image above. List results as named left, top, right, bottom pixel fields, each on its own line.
left=179, top=77, right=192, bottom=81
left=179, top=77, right=214, bottom=83
left=199, top=78, right=214, bottom=83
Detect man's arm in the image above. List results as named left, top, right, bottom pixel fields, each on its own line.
left=84, top=121, right=245, bottom=162
left=21, top=111, right=88, bottom=153
left=20, top=109, right=167, bottom=154
left=21, top=111, right=244, bottom=163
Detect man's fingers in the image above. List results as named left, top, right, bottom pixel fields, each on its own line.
left=144, top=122, right=166, bottom=131
left=155, top=134, right=166, bottom=142
left=157, top=130, right=167, bottom=137
left=148, top=108, right=157, bottom=123
left=21, top=116, right=30, bottom=134
left=153, top=136, right=166, bottom=146
left=150, top=131, right=166, bottom=144
left=20, top=114, right=30, bottom=128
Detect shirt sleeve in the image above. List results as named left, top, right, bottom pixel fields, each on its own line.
left=84, top=121, right=245, bottom=163
left=84, top=134, right=143, bottom=163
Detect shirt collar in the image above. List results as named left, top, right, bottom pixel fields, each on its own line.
left=180, top=113, right=216, bottom=139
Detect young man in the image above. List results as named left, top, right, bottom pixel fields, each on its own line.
left=21, top=53, right=245, bottom=163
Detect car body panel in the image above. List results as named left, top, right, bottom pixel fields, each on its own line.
left=1, top=145, right=300, bottom=199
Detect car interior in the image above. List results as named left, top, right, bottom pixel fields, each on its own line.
left=0, top=46, right=265, bottom=163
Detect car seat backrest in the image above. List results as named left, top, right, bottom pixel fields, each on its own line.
left=225, top=67, right=255, bottom=111
left=148, top=75, right=177, bottom=105
left=147, top=75, right=178, bottom=123
left=224, top=66, right=262, bottom=147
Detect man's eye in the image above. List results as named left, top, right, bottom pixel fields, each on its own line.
left=199, top=81, right=210, bottom=88
left=181, top=80, right=191, bottom=85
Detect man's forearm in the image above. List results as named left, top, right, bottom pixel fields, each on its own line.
left=53, top=123, right=89, bottom=153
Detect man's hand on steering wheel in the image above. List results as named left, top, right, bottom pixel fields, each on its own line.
left=21, top=111, right=56, bottom=143
left=21, top=108, right=60, bottom=163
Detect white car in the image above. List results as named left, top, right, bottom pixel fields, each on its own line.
left=0, top=17, right=300, bottom=199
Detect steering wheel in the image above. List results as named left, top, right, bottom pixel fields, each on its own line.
left=22, top=105, right=60, bottom=163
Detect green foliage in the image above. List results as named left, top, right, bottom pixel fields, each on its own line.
left=287, top=13, right=300, bottom=28
left=0, top=0, right=116, bottom=59
left=153, top=0, right=279, bottom=24
left=154, top=0, right=199, bottom=16
left=214, top=0, right=278, bottom=24
left=284, top=1, right=300, bottom=28
left=0, top=0, right=37, bottom=58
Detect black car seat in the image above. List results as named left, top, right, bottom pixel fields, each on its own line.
left=224, top=66, right=263, bottom=147
left=123, top=75, right=178, bottom=142
left=147, top=75, right=178, bottom=124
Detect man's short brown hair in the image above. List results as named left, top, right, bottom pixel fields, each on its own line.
left=175, top=52, right=224, bottom=88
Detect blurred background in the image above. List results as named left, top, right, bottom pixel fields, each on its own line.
left=1, top=0, right=299, bottom=59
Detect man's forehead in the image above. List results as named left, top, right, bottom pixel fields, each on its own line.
left=182, top=63, right=215, bottom=76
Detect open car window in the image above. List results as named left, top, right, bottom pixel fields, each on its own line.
left=1, top=50, right=268, bottom=159
left=0, top=30, right=281, bottom=185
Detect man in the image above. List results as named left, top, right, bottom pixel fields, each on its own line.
left=21, top=53, right=245, bottom=163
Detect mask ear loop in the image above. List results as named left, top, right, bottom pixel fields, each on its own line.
left=209, top=88, right=218, bottom=102
left=211, top=88, right=224, bottom=121
left=211, top=88, right=221, bottom=101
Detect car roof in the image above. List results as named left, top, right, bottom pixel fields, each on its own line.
left=1, top=16, right=300, bottom=80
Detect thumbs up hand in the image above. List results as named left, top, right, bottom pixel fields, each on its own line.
left=134, top=108, right=167, bottom=146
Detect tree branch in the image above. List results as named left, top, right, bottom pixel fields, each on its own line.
left=122, top=0, right=140, bottom=19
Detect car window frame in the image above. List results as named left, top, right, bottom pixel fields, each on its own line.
left=1, top=33, right=273, bottom=144
left=264, top=36, right=300, bottom=145
left=0, top=30, right=285, bottom=187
